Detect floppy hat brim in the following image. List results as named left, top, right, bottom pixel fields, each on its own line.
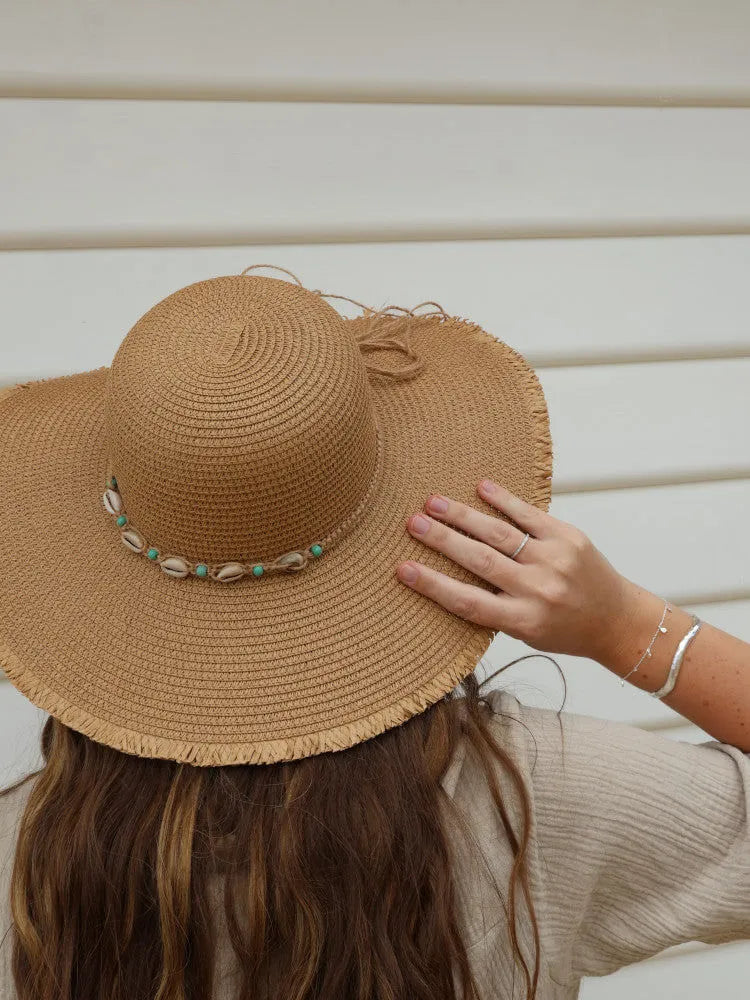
left=0, top=314, right=552, bottom=765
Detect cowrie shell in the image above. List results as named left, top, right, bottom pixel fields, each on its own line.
left=103, top=489, right=123, bottom=515
left=216, top=562, right=246, bottom=582
left=276, top=551, right=307, bottom=571
left=161, top=556, right=190, bottom=579
left=121, top=529, right=145, bottom=553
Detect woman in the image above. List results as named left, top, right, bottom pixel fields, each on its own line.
left=0, top=267, right=748, bottom=1000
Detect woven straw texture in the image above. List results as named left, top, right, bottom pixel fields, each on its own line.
left=0, top=273, right=553, bottom=766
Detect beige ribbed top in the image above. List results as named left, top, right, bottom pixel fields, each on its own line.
left=2, top=688, right=749, bottom=998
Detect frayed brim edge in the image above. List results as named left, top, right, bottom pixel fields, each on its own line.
left=0, top=626, right=496, bottom=767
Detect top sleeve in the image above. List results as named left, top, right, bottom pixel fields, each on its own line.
left=489, top=690, right=750, bottom=983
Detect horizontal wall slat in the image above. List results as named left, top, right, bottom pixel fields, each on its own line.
left=552, top=480, right=750, bottom=605
left=3, top=102, right=750, bottom=249
left=3, top=2, right=750, bottom=103
left=540, top=358, right=750, bottom=490
left=2, top=239, right=750, bottom=377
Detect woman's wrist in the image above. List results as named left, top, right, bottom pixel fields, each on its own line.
left=594, top=577, right=750, bottom=750
left=593, top=578, right=696, bottom=695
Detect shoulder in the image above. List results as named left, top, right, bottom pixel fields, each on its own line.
left=482, top=686, right=750, bottom=841
left=480, top=686, right=576, bottom=779
left=479, top=686, right=694, bottom=809
left=481, top=684, right=709, bottom=770
left=482, top=683, right=699, bottom=769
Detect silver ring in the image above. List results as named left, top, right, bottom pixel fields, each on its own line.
left=509, top=532, right=530, bottom=559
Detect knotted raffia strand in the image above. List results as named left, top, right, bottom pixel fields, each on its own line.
left=239, top=263, right=450, bottom=384
left=311, top=291, right=450, bottom=383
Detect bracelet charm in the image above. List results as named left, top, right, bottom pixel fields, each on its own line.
left=620, top=600, right=673, bottom=687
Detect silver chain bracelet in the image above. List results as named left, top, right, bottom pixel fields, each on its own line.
left=620, top=600, right=673, bottom=687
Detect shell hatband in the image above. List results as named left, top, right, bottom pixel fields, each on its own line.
left=102, top=423, right=387, bottom=582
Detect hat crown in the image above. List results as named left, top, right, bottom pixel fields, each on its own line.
left=103, top=275, right=379, bottom=563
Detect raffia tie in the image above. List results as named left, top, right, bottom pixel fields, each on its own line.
left=240, top=263, right=450, bottom=384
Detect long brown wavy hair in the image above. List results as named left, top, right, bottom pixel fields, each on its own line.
left=1, top=657, right=564, bottom=1000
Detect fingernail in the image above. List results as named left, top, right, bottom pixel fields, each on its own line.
left=478, top=479, right=496, bottom=494
left=409, top=514, right=431, bottom=536
left=426, top=494, right=449, bottom=514
left=398, top=562, right=419, bottom=583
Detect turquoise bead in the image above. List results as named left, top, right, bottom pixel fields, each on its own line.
left=147, top=548, right=159, bottom=560
left=311, top=544, right=323, bottom=557
left=196, top=564, right=208, bottom=578
left=116, top=515, right=127, bottom=527
left=252, top=564, right=264, bottom=577
left=110, top=476, right=117, bottom=489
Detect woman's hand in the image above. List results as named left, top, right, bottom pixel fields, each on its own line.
left=396, top=478, right=635, bottom=662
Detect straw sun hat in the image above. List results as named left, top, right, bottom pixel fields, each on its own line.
left=0, top=265, right=552, bottom=766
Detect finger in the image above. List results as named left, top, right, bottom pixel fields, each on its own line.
left=424, top=493, right=536, bottom=562
left=395, top=560, right=511, bottom=628
left=405, top=513, right=523, bottom=592
left=476, top=479, right=555, bottom=538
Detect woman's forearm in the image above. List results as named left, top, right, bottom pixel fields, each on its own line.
left=597, top=578, right=750, bottom=751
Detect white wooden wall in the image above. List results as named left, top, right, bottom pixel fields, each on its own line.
left=1, top=3, right=748, bottom=995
